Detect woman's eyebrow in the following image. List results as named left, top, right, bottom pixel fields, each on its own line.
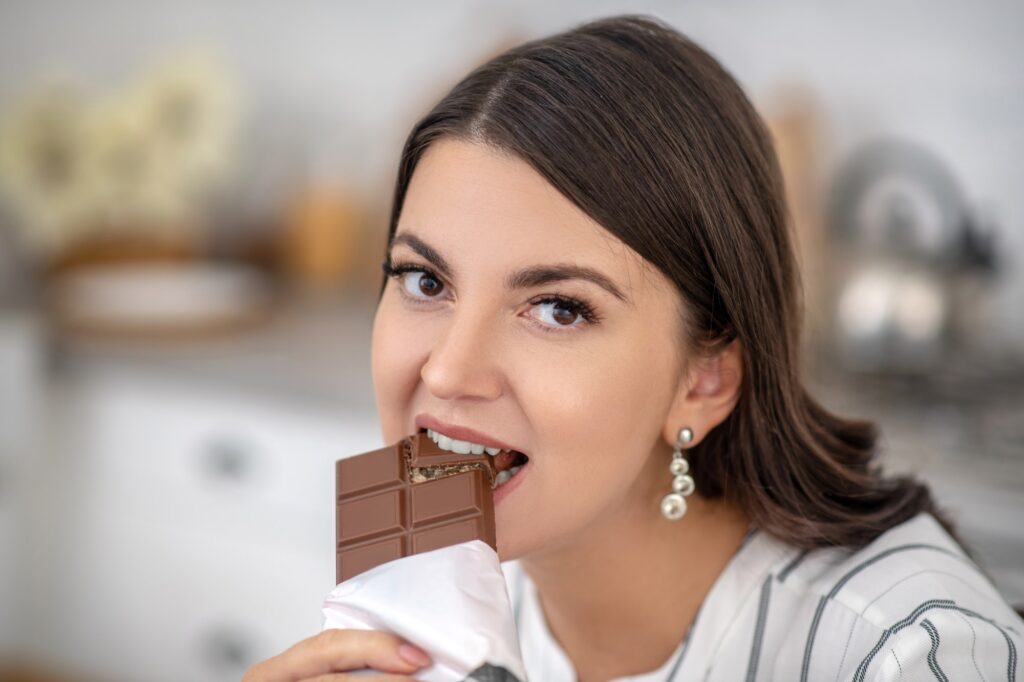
left=507, top=264, right=630, bottom=304
left=392, top=233, right=453, bottom=278
left=391, top=231, right=631, bottom=304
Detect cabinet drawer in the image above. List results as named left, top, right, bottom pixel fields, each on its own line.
left=64, top=374, right=383, bottom=539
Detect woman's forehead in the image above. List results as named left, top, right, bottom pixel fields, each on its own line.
left=399, top=138, right=670, bottom=299
left=405, top=139, right=598, bottom=240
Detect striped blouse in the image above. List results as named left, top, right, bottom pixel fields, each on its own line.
left=500, top=513, right=1023, bottom=681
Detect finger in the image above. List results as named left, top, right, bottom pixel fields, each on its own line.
left=251, top=629, right=431, bottom=681
left=299, top=673, right=423, bottom=682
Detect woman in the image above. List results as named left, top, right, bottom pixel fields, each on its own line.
left=246, top=15, right=1023, bottom=682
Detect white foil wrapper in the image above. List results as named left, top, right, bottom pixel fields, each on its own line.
left=321, top=539, right=527, bottom=682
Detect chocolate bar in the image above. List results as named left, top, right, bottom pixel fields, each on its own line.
left=335, top=432, right=498, bottom=583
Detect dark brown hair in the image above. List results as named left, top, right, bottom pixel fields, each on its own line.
left=381, top=14, right=951, bottom=549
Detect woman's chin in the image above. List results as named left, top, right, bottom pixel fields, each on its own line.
left=495, top=506, right=520, bottom=562
left=495, top=502, right=533, bottom=562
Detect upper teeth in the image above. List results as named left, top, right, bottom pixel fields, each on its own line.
left=426, top=428, right=509, bottom=457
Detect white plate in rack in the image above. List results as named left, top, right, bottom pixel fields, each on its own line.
left=48, top=261, right=275, bottom=337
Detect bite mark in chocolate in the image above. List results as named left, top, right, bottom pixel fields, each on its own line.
left=403, top=434, right=499, bottom=487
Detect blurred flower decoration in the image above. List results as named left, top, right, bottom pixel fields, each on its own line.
left=127, top=52, right=238, bottom=201
left=0, top=83, right=92, bottom=250
left=0, top=51, right=240, bottom=257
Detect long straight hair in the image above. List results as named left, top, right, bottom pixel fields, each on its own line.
left=381, top=15, right=951, bottom=549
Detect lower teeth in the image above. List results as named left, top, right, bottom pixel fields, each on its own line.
left=495, top=464, right=524, bottom=487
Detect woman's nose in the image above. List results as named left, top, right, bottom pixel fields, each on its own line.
left=420, top=307, right=504, bottom=402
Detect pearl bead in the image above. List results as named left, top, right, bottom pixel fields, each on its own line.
left=672, top=474, right=695, bottom=495
left=670, top=457, right=689, bottom=476
left=660, top=493, right=687, bottom=520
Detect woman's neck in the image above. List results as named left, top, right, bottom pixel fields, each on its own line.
left=520, top=491, right=750, bottom=682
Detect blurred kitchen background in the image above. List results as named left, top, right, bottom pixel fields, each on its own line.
left=0, top=1, right=1021, bottom=680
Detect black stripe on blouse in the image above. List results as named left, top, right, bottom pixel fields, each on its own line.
left=745, top=576, right=774, bottom=681
left=920, top=618, right=949, bottom=682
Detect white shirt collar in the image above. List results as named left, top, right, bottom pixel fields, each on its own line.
left=506, top=528, right=800, bottom=681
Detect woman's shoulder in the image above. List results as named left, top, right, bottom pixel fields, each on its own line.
left=777, top=512, right=1002, bottom=607
left=763, top=513, right=1023, bottom=681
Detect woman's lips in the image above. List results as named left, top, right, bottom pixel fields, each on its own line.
left=414, top=414, right=524, bottom=454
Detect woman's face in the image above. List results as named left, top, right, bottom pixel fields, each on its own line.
left=371, top=138, right=690, bottom=561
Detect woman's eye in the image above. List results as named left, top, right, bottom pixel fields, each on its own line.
left=403, top=270, right=444, bottom=299
left=530, top=297, right=598, bottom=331
left=383, top=261, right=446, bottom=300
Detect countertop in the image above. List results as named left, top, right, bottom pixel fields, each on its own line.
left=46, top=293, right=380, bottom=415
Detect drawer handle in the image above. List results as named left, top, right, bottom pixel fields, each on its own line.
left=201, top=438, right=255, bottom=482
left=197, top=624, right=258, bottom=674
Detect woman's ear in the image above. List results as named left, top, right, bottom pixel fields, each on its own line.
left=662, top=338, right=744, bottom=447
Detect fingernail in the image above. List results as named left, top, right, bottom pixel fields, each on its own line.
left=398, top=642, right=432, bottom=667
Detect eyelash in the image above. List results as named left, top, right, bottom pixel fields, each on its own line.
left=382, top=259, right=601, bottom=332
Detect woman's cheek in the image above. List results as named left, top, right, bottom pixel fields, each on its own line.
left=371, top=304, right=424, bottom=440
left=513, top=354, right=612, bottom=474
left=546, top=355, right=650, bottom=482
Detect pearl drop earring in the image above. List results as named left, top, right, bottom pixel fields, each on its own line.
left=660, top=426, right=695, bottom=521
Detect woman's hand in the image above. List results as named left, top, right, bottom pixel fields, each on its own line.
left=242, top=628, right=433, bottom=681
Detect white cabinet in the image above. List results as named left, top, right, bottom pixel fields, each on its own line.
left=27, top=370, right=382, bottom=682
left=0, top=314, right=43, bottom=663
